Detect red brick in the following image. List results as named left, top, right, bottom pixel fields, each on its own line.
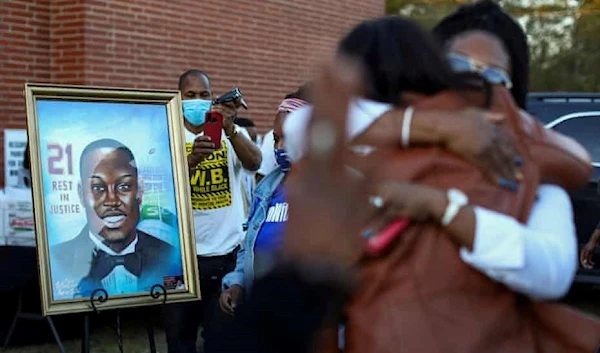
left=1, top=1, right=26, bottom=12
left=0, top=0, right=383, bottom=186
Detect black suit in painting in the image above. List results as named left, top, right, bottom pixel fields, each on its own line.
left=50, top=226, right=179, bottom=297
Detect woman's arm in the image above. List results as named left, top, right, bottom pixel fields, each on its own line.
left=374, top=182, right=577, bottom=300
left=457, top=185, right=577, bottom=300
left=284, top=100, right=519, bottom=182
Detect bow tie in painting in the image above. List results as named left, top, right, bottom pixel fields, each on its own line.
left=89, top=250, right=143, bottom=279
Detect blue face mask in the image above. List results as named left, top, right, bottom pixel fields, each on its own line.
left=182, top=99, right=212, bottom=126
left=274, top=148, right=291, bottom=173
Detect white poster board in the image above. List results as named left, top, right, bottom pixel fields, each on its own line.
left=0, top=187, right=35, bottom=246
left=4, top=129, right=28, bottom=187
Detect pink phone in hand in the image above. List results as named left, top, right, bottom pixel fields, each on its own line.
left=365, top=218, right=411, bottom=256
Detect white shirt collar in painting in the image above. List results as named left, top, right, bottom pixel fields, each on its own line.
left=88, top=231, right=138, bottom=256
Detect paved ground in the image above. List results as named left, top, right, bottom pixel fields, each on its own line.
left=0, top=290, right=204, bottom=353
left=1, top=312, right=208, bottom=353
left=1, top=285, right=599, bottom=353
left=1, top=307, right=178, bottom=353
left=3, top=322, right=169, bottom=353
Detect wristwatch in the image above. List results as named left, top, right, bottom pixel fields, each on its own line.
left=441, top=188, right=468, bottom=226
left=227, top=125, right=240, bottom=140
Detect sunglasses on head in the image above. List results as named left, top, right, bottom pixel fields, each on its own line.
left=447, top=53, right=513, bottom=90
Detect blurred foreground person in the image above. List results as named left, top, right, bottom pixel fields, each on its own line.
left=283, top=16, right=600, bottom=353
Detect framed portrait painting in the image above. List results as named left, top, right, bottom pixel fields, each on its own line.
left=25, top=84, right=200, bottom=315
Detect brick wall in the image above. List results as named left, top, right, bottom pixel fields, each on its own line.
left=0, top=0, right=384, bottom=187
left=1, top=0, right=52, bottom=124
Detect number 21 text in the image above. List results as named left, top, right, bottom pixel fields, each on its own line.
left=47, top=143, right=73, bottom=175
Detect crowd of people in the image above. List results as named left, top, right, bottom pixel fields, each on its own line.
left=19, top=0, right=600, bottom=352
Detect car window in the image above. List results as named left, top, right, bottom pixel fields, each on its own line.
left=550, top=114, right=600, bottom=164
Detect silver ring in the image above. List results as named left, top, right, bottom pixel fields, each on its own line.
left=369, top=196, right=384, bottom=209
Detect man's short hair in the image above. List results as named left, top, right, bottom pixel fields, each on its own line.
left=79, top=139, right=137, bottom=180
left=178, top=69, right=211, bottom=90
left=235, top=117, right=256, bottom=128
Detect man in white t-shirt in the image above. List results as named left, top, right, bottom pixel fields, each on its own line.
left=164, top=69, right=262, bottom=353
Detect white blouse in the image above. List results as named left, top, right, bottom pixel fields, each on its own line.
left=464, top=184, right=577, bottom=300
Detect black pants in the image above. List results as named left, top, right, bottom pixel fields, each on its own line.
left=164, top=250, right=237, bottom=353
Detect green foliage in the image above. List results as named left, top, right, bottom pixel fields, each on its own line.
left=385, top=0, right=600, bottom=92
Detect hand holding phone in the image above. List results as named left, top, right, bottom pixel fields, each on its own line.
left=189, top=135, right=216, bottom=167
left=204, top=111, right=223, bottom=150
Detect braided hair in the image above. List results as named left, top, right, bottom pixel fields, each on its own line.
left=432, top=0, right=529, bottom=109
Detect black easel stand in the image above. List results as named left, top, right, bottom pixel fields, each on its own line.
left=81, top=285, right=167, bottom=353
left=2, top=288, right=66, bottom=353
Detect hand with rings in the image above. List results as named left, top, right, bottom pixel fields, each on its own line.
left=364, top=182, right=448, bottom=238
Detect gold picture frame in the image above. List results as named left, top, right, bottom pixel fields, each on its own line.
left=25, top=84, right=200, bottom=315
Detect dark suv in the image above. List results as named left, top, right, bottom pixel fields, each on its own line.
left=527, top=92, right=600, bottom=285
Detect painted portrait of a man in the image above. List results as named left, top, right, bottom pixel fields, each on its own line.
left=50, top=138, right=180, bottom=297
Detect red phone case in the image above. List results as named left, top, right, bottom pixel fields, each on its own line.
left=204, top=112, right=223, bottom=150
left=365, top=218, right=411, bottom=256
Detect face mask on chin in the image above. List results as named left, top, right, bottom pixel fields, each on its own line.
left=182, top=99, right=212, bottom=126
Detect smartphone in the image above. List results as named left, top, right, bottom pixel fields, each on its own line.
left=365, top=218, right=411, bottom=256
left=204, top=111, right=223, bottom=150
